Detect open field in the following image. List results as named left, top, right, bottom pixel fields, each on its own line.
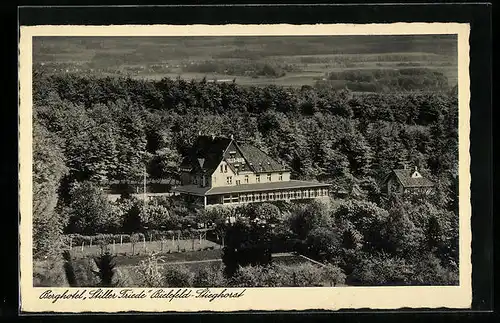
left=33, top=35, right=458, bottom=89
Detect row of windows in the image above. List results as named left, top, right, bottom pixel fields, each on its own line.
left=220, top=188, right=329, bottom=204
left=226, top=173, right=284, bottom=185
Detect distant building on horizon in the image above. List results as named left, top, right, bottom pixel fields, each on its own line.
left=382, top=166, right=434, bottom=196
left=172, top=135, right=331, bottom=208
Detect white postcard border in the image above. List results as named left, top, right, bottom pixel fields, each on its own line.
left=19, top=23, right=471, bottom=312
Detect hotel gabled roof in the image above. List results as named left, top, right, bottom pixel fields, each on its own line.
left=238, top=143, right=288, bottom=173
left=180, top=135, right=232, bottom=174
left=180, top=135, right=289, bottom=175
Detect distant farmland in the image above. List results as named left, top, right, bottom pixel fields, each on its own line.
left=33, top=35, right=458, bottom=90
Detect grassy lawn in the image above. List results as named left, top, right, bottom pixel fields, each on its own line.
left=113, top=248, right=223, bottom=267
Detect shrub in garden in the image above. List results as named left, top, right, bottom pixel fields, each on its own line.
left=130, top=233, right=141, bottom=255
left=33, top=259, right=68, bottom=287
left=62, top=250, right=78, bottom=287
left=135, top=252, right=165, bottom=287
left=305, top=227, right=341, bottom=263
left=229, top=265, right=268, bottom=287
left=93, top=251, right=118, bottom=287
left=285, top=263, right=326, bottom=287
left=348, top=252, right=413, bottom=286
left=192, top=264, right=227, bottom=287
left=229, top=263, right=327, bottom=287
left=322, top=263, right=347, bottom=286
left=163, top=265, right=194, bottom=287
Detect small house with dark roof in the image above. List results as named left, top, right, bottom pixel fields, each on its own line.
left=382, top=166, right=434, bottom=196
left=174, top=135, right=331, bottom=207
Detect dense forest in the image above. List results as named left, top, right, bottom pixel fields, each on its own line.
left=33, top=70, right=459, bottom=285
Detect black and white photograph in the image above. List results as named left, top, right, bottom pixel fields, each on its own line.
left=19, top=23, right=472, bottom=312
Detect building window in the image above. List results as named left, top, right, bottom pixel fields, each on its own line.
left=236, top=179, right=241, bottom=185
left=255, top=194, right=260, bottom=202
left=220, top=165, right=224, bottom=173
left=269, top=192, right=274, bottom=200
left=256, top=174, right=260, bottom=183
left=224, top=165, right=228, bottom=173
left=226, top=176, right=233, bottom=185
left=279, top=173, right=283, bottom=181
left=267, top=173, right=272, bottom=182
left=262, top=193, right=267, bottom=201
left=244, top=175, right=249, bottom=184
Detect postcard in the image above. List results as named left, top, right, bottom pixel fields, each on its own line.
left=19, top=22, right=471, bottom=312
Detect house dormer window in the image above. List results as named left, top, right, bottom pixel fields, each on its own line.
left=256, top=174, right=260, bottom=183
left=267, top=173, right=272, bottom=182
left=244, top=175, right=249, bottom=183
left=279, top=173, right=283, bottom=181
left=411, top=166, right=422, bottom=178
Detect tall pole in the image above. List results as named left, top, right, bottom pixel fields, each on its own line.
left=143, top=164, right=147, bottom=208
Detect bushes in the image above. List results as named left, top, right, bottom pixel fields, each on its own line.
left=163, top=265, right=195, bottom=287
left=229, top=263, right=344, bottom=287
left=333, top=200, right=390, bottom=252
left=33, top=259, right=68, bottom=287
left=134, top=252, right=165, bottom=287
left=349, top=252, right=458, bottom=286
left=192, top=264, right=227, bottom=287
left=350, top=252, right=412, bottom=285
left=305, top=227, right=341, bottom=262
